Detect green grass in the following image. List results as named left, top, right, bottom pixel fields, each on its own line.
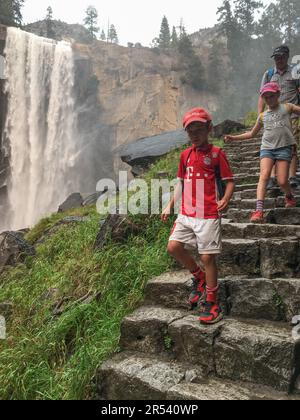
left=0, top=137, right=224, bottom=400
left=244, top=111, right=258, bottom=128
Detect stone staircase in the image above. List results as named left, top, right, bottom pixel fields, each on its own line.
left=96, top=137, right=300, bottom=400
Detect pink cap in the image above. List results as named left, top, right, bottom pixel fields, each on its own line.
left=260, top=82, right=281, bottom=96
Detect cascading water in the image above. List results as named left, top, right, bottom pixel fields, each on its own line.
left=2, top=27, right=81, bottom=231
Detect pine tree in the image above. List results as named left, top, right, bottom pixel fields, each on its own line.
left=100, top=29, right=106, bottom=41
left=84, top=5, right=100, bottom=40
left=108, top=24, right=118, bottom=44
left=207, top=39, right=224, bottom=92
left=12, top=0, right=24, bottom=26
left=0, top=0, right=24, bottom=27
left=276, top=0, right=300, bottom=46
left=257, top=3, right=282, bottom=49
left=177, top=31, right=206, bottom=90
left=158, top=16, right=171, bottom=49
left=171, top=26, right=178, bottom=47
left=234, top=0, right=263, bottom=36
left=217, top=0, right=241, bottom=55
left=45, top=6, right=55, bottom=39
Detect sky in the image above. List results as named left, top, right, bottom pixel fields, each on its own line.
left=22, top=0, right=227, bottom=46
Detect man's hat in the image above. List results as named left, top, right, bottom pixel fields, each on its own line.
left=183, top=108, right=212, bottom=129
left=271, top=45, right=290, bottom=58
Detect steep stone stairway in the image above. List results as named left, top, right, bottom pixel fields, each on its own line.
left=96, top=137, right=300, bottom=400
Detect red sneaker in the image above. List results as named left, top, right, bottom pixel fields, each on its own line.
left=199, top=302, right=223, bottom=325
left=189, top=275, right=206, bottom=310
left=285, top=195, right=297, bottom=208
left=250, top=211, right=264, bottom=223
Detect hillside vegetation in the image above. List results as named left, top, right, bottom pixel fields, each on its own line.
left=0, top=139, right=223, bottom=400
left=0, top=140, right=221, bottom=400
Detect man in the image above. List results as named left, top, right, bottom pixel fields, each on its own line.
left=258, top=45, right=300, bottom=189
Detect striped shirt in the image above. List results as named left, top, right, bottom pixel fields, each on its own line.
left=260, top=65, right=299, bottom=119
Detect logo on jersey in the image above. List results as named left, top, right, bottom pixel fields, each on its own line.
left=204, top=157, right=212, bottom=166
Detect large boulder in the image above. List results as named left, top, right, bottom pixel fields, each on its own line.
left=117, top=130, right=189, bottom=176
left=58, top=193, right=83, bottom=213
left=94, top=214, right=141, bottom=249
left=0, top=231, right=35, bottom=271
left=212, top=120, right=246, bottom=138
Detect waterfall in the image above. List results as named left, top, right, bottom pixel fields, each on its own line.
left=2, top=27, right=81, bottom=231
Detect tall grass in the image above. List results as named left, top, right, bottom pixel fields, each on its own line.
left=0, top=138, right=223, bottom=400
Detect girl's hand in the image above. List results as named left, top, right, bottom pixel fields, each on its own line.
left=217, top=198, right=230, bottom=212
left=161, top=205, right=172, bottom=223
left=224, top=135, right=235, bottom=143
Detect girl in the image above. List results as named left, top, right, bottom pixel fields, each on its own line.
left=225, top=82, right=300, bottom=223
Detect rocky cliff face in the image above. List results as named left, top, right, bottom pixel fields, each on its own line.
left=10, top=21, right=220, bottom=172
left=73, top=40, right=218, bottom=175
left=24, top=20, right=91, bottom=44
left=0, top=25, right=219, bottom=228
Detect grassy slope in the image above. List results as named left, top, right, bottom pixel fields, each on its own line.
left=0, top=139, right=223, bottom=400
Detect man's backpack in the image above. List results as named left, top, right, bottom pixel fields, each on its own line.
left=182, top=146, right=225, bottom=199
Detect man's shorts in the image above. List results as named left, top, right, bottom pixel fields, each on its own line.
left=292, top=118, right=300, bottom=147
left=260, top=146, right=293, bottom=162
left=169, top=214, right=222, bottom=255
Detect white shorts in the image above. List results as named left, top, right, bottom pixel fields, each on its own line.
left=169, top=214, right=222, bottom=255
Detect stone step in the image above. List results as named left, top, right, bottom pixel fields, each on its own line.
left=234, top=174, right=260, bottom=184
left=229, top=197, right=300, bottom=210
left=234, top=183, right=258, bottom=192
left=170, top=235, right=300, bottom=278
left=224, top=145, right=261, bottom=154
left=230, top=162, right=260, bottom=174
left=222, top=220, right=300, bottom=239
left=144, top=271, right=300, bottom=322
left=227, top=150, right=260, bottom=160
left=234, top=172, right=260, bottom=179
left=234, top=188, right=283, bottom=200
left=224, top=139, right=261, bottom=146
left=233, top=188, right=300, bottom=200
left=219, top=237, right=300, bottom=278
left=226, top=208, right=300, bottom=225
left=118, top=307, right=300, bottom=392
left=96, top=352, right=299, bottom=400
left=231, top=163, right=260, bottom=172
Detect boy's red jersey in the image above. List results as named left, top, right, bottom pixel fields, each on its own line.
left=177, top=144, right=234, bottom=219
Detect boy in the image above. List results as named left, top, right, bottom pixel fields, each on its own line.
left=161, top=108, right=235, bottom=324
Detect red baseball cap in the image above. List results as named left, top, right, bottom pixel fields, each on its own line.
left=260, top=82, right=281, bottom=97
left=183, top=108, right=212, bottom=129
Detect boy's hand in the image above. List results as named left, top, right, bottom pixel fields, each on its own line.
left=217, top=198, right=230, bottom=212
left=224, top=135, right=235, bottom=143
left=161, top=205, right=172, bottom=223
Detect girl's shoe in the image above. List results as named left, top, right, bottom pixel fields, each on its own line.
left=285, top=195, right=297, bottom=208
left=199, top=302, right=223, bottom=325
left=189, top=276, right=206, bottom=310
left=250, top=211, right=265, bottom=223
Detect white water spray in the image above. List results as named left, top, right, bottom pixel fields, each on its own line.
left=3, top=27, right=81, bottom=231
